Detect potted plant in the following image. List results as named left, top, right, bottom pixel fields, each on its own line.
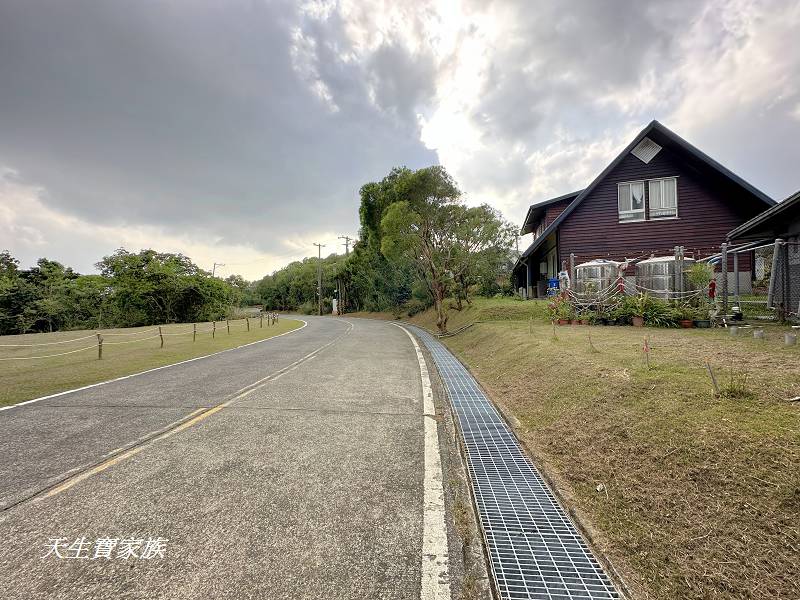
left=631, top=293, right=649, bottom=327
left=675, top=304, right=695, bottom=328
left=693, top=301, right=712, bottom=328
left=549, top=296, right=573, bottom=325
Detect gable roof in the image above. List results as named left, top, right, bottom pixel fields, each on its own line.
left=516, top=120, right=775, bottom=266
left=728, top=189, right=800, bottom=241
left=519, top=190, right=582, bottom=235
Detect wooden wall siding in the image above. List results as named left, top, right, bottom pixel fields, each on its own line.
left=557, top=147, right=763, bottom=270
left=544, top=200, right=571, bottom=228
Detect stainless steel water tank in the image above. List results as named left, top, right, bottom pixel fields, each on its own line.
left=573, top=260, right=622, bottom=294
left=635, top=256, right=695, bottom=299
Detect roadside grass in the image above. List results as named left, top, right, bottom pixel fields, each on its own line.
left=442, top=318, right=800, bottom=599
left=402, top=296, right=550, bottom=332
left=0, top=318, right=303, bottom=407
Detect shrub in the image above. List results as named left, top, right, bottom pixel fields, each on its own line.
left=688, top=262, right=715, bottom=290
left=404, top=298, right=430, bottom=317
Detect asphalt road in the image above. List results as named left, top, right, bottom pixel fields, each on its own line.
left=0, top=317, right=474, bottom=599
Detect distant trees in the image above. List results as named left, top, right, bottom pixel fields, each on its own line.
left=0, top=248, right=248, bottom=334
left=255, top=254, right=348, bottom=313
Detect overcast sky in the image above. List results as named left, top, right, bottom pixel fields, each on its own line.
left=1, top=0, right=799, bottom=280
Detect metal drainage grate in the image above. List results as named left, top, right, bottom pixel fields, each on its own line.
left=410, top=326, right=619, bottom=600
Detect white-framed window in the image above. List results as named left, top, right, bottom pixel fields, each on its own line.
left=618, top=181, right=645, bottom=222
left=648, top=177, right=678, bottom=218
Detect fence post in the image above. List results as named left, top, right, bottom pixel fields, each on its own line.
left=783, top=241, right=791, bottom=322
left=246, top=317, right=250, bottom=332
left=680, top=246, right=686, bottom=294
left=733, top=249, right=740, bottom=305
left=97, top=333, right=103, bottom=360
left=159, top=326, right=164, bottom=348
left=226, top=319, right=230, bottom=334
left=569, top=253, right=576, bottom=290
left=720, top=242, right=728, bottom=315
left=193, top=323, right=197, bottom=342
left=674, top=246, right=681, bottom=298
left=260, top=313, right=263, bottom=328
left=212, top=321, right=216, bottom=339
left=767, top=239, right=783, bottom=310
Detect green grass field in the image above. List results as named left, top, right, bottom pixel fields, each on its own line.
left=0, top=317, right=303, bottom=407
left=387, top=298, right=799, bottom=599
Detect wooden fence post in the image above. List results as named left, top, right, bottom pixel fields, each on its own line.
left=226, top=319, right=230, bottom=334
left=159, top=326, right=164, bottom=348
left=212, top=321, right=216, bottom=339
left=193, top=323, right=197, bottom=342
left=97, top=333, right=103, bottom=360
left=260, top=313, right=263, bottom=328
left=246, top=317, right=250, bottom=332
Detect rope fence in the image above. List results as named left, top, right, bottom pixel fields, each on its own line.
left=0, top=313, right=282, bottom=362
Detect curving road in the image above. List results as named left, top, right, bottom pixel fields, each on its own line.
left=0, top=317, right=471, bottom=599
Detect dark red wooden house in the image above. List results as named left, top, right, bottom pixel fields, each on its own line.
left=513, top=120, right=775, bottom=297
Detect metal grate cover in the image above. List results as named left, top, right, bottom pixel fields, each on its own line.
left=410, top=326, right=619, bottom=600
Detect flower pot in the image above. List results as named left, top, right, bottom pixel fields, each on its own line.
left=557, top=319, right=568, bottom=325
left=570, top=319, right=579, bottom=325
left=632, top=316, right=644, bottom=327
left=679, top=319, right=694, bottom=328
left=694, top=319, right=711, bottom=328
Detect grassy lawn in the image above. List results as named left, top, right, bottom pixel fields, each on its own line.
left=0, top=317, right=303, bottom=407
left=401, top=300, right=799, bottom=599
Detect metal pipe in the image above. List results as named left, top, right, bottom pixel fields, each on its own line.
left=720, top=242, right=728, bottom=315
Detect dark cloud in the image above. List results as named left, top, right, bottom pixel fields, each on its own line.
left=0, top=0, right=437, bottom=254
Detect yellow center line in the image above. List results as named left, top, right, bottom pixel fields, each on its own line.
left=36, top=321, right=354, bottom=503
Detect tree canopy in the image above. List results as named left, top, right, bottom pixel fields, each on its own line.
left=0, top=249, right=250, bottom=334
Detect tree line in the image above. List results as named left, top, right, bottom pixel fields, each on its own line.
left=0, top=249, right=255, bottom=335
left=256, top=165, right=518, bottom=331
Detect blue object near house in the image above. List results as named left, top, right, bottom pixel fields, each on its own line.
left=546, top=277, right=559, bottom=296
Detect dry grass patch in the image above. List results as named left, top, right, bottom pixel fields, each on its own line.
left=445, top=322, right=800, bottom=600
left=0, top=318, right=303, bottom=407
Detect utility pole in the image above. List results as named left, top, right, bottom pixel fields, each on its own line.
left=338, top=235, right=354, bottom=256
left=313, top=243, right=325, bottom=315
left=212, top=262, right=225, bottom=277
left=337, top=235, right=354, bottom=315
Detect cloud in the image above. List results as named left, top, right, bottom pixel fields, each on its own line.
left=0, top=0, right=436, bottom=273
left=0, top=168, right=340, bottom=280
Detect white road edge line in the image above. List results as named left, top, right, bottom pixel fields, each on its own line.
left=393, top=323, right=451, bottom=600
left=0, top=319, right=309, bottom=412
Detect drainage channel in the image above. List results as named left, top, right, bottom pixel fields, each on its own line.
left=409, top=326, right=619, bottom=600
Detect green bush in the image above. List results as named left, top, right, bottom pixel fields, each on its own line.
left=404, top=298, right=431, bottom=317
left=688, top=262, right=715, bottom=290
left=298, top=301, right=316, bottom=315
